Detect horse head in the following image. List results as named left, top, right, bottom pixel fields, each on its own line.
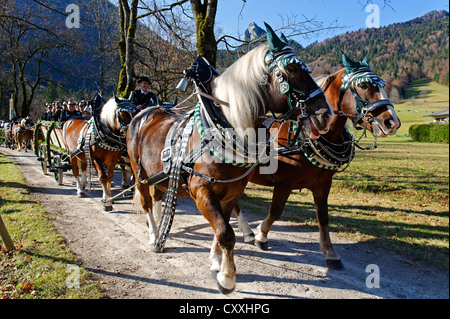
left=338, top=51, right=401, bottom=137
left=266, top=23, right=335, bottom=139
left=20, top=117, right=33, bottom=129
left=101, top=95, right=139, bottom=134
left=212, top=23, right=333, bottom=140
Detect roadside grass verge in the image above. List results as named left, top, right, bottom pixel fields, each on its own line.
left=0, top=153, right=103, bottom=299
left=240, top=139, right=449, bottom=270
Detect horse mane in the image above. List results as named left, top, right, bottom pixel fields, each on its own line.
left=212, top=44, right=270, bottom=132
left=314, top=68, right=345, bottom=92
left=100, top=97, right=117, bottom=130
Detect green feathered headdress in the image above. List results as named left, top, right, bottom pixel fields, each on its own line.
left=340, top=50, right=385, bottom=89
left=264, top=23, right=311, bottom=74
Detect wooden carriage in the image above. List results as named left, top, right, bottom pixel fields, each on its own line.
left=33, top=120, right=72, bottom=185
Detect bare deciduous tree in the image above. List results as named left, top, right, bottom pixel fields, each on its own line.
left=0, top=0, right=68, bottom=117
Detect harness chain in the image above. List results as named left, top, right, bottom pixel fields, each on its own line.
left=154, top=115, right=195, bottom=252
left=84, top=124, right=94, bottom=191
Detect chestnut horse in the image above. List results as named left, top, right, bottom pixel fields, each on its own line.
left=127, top=24, right=334, bottom=293
left=62, top=95, right=136, bottom=209
left=14, top=118, right=34, bottom=152
left=233, top=52, right=401, bottom=270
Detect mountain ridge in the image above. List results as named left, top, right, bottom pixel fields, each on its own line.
left=218, top=10, right=449, bottom=99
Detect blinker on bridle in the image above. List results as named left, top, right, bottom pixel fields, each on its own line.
left=338, top=52, right=393, bottom=129
left=115, top=98, right=138, bottom=133
left=263, top=22, right=325, bottom=121
left=265, top=48, right=325, bottom=121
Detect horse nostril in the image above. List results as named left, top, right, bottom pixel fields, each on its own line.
left=384, top=119, right=394, bottom=129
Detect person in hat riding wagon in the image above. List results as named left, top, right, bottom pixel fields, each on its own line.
left=41, top=102, right=53, bottom=121
left=51, top=101, right=63, bottom=122
left=78, top=100, right=91, bottom=118
left=129, top=76, right=157, bottom=110
left=60, top=99, right=82, bottom=122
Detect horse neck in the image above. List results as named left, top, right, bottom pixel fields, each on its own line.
left=99, top=105, right=121, bottom=134
left=323, top=68, right=349, bottom=142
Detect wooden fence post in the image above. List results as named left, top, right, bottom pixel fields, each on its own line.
left=0, top=214, right=15, bottom=251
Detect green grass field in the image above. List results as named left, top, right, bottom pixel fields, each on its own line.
left=0, top=153, right=103, bottom=299
left=240, top=79, right=449, bottom=270
left=392, top=78, right=449, bottom=136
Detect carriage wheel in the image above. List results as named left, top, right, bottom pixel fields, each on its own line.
left=40, top=144, right=48, bottom=175
left=53, top=155, right=64, bottom=185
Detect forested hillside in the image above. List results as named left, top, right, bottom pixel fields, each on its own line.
left=218, top=10, right=449, bottom=101
left=301, top=10, right=449, bottom=100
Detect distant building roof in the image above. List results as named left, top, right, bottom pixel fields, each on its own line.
left=423, top=109, right=449, bottom=117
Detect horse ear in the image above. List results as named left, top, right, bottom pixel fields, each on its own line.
left=156, top=96, right=161, bottom=106
left=341, top=50, right=359, bottom=73
left=280, top=32, right=289, bottom=45
left=114, top=94, right=121, bottom=104
left=264, top=22, right=285, bottom=53
left=362, top=56, right=369, bottom=66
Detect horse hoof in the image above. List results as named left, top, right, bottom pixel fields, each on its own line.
left=77, top=193, right=86, bottom=198
left=103, top=205, right=113, bottom=212
left=255, top=240, right=269, bottom=251
left=243, top=233, right=255, bottom=244
left=326, top=259, right=344, bottom=270
left=151, top=245, right=164, bottom=253
left=216, top=272, right=235, bottom=295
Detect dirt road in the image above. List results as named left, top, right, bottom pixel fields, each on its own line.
left=1, top=147, right=448, bottom=299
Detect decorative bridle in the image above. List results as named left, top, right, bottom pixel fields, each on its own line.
left=265, top=46, right=326, bottom=121
left=90, top=95, right=137, bottom=152
left=115, top=100, right=138, bottom=134
left=337, top=61, right=392, bottom=130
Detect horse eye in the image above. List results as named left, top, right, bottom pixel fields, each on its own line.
left=286, top=66, right=299, bottom=74
left=360, top=84, right=368, bottom=90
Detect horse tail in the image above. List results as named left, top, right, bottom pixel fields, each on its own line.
left=131, top=188, right=145, bottom=215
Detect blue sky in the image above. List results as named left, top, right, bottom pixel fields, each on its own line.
left=215, top=0, right=449, bottom=46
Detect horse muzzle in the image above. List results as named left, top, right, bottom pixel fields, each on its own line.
left=370, top=105, right=401, bottom=137
left=302, top=105, right=334, bottom=139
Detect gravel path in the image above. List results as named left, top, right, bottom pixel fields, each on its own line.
left=1, top=147, right=448, bottom=300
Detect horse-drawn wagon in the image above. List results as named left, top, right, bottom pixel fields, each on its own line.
left=34, top=120, right=72, bottom=185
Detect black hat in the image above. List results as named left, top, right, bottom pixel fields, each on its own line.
left=137, top=76, right=151, bottom=84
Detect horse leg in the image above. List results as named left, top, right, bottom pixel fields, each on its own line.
left=74, top=158, right=86, bottom=198
left=93, top=160, right=113, bottom=211
left=255, top=185, right=293, bottom=250
left=17, top=137, right=22, bottom=152
left=196, top=187, right=236, bottom=294
left=133, top=183, right=162, bottom=251
left=120, top=165, right=130, bottom=189
left=312, top=185, right=344, bottom=270
left=80, top=160, right=88, bottom=191
left=150, top=186, right=163, bottom=224
left=233, top=205, right=255, bottom=243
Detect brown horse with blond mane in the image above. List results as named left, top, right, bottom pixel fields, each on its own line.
left=233, top=52, right=401, bottom=270
left=63, top=95, right=136, bottom=209
left=127, top=24, right=335, bottom=293
left=14, top=117, right=34, bottom=152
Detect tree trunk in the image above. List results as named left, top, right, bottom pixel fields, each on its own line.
left=190, top=0, right=218, bottom=67
left=117, top=0, right=138, bottom=98
left=125, top=0, right=138, bottom=97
